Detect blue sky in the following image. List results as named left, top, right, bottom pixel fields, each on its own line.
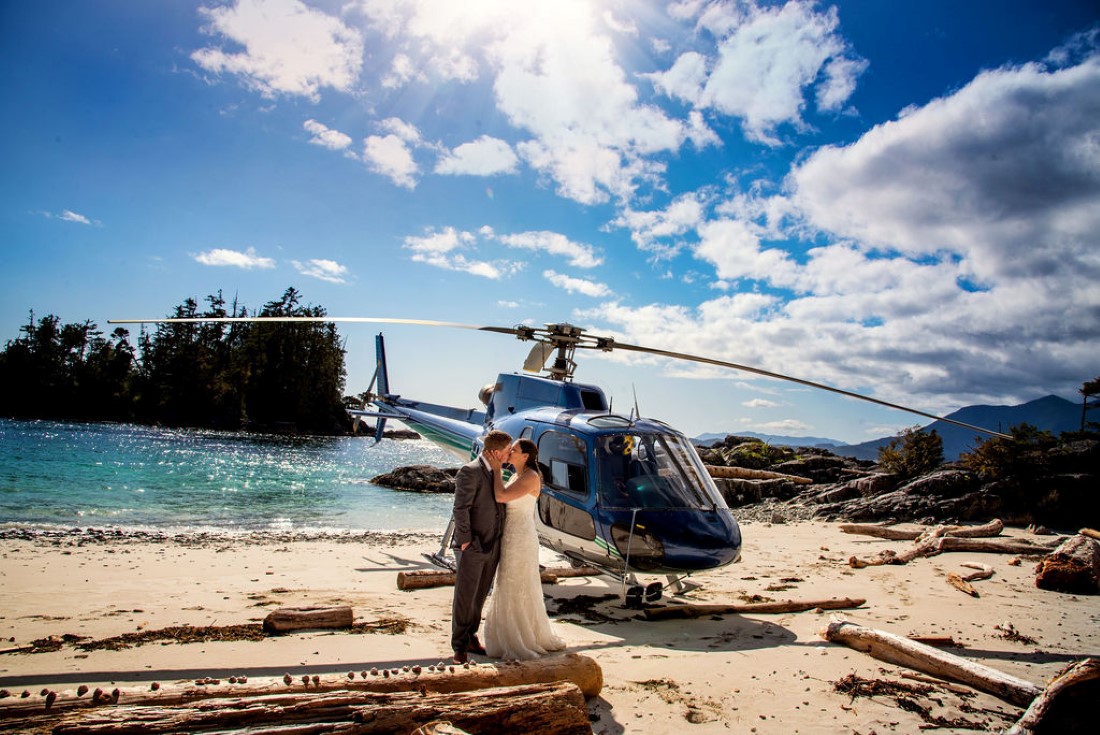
left=2, top=0, right=1098, bottom=443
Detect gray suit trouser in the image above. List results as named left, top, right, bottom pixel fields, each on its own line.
left=451, top=542, right=500, bottom=654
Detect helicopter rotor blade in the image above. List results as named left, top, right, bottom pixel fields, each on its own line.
left=609, top=340, right=1011, bottom=439
left=107, top=314, right=1010, bottom=439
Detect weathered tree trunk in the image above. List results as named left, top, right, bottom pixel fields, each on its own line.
left=1005, top=657, right=1100, bottom=735
left=51, top=681, right=591, bottom=735
left=1080, top=528, right=1100, bottom=542
left=0, top=654, right=602, bottom=728
left=398, top=566, right=599, bottom=590
left=840, top=518, right=1004, bottom=541
left=705, top=465, right=814, bottom=484
left=935, top=536, right=1061, bottom=554
left=262, top=607, right=354, bottom=634
left=849, top=532, right=1061, bottom=569
left=820, top=617, right=1042, bottom=707
left=644, top=597, right=865, bottom=621
left=1034, top=534, right=1100, bottom=595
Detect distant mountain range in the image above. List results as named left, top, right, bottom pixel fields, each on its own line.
left=694, top=394, right=1085, bottom=461
left=693, top=431, right=845, bottom=448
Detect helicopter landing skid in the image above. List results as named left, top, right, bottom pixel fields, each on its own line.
left=665, top=574, right=702, bottom=596
left=623, top=578, right=664, bottom=609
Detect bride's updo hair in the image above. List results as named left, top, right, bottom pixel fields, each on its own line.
left=516, top=438, right=540, bottom=477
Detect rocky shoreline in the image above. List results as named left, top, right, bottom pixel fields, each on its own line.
left=374, top=434, right=1100, bottom=530
left=700, top=435, right=1099, bottom=529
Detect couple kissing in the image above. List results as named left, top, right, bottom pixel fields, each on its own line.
left=449, top=429, right=565, bottom=664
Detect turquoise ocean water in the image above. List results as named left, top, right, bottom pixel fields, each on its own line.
left=0, top=419, right=460, bottom=534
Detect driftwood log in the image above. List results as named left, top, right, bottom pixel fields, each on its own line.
left=840, top=518, right=1004, bottom=541
left=644, top=597, right=865, bottom=621
left=1034, top=534, right=1100, bottom=595
left=50, top=681, right=591, bottom=735
left=397, top=566, right=600, bottom=590
left=262, top=606, right=354, bottom=634
left=820, top=617, right=1042, bottom=707
left=705, top=465, right=814, bottom=484
left=1005, top=657, right=1100, bottom=735
left=946, top=562, right=994, bottom=597
left=0, top=653, right=602, bottom=730
left=847, top=521, right=1062, bottom=569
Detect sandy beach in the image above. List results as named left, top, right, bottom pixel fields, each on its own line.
left=1, top=521, right=1097, bottom=733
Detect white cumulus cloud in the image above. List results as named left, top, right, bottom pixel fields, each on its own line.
left=544, top=269, right=612, bottom=297
left=497, top=231, right=602, bottom=268
left=292, top=258, right=350, bottom=284
left=194, top=246, right=276, bottom=269
left=650, top=0, right=866, bottom=145
left=303, top=119, right=352, bottom=150
left=403, top=226, right=518, bottom=279
left=192, top=0, right=363, bottom=102
left=435, top=135, right=519, bottom=176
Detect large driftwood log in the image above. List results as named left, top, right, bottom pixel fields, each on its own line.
left=1034, top=534, right=1100, bottom=595
left=820, top=617, right=1042, bottom=707
left=1005, top=657, right=1100, bottom=735
left=0, top=653, right=602, bottom=728
left=51, top=681, right=591, bottom=735
left=840, top=518, right=1004, bottom=541
left=705, top=465, right=814, bottom=484
left=644, top=597, right=865, bottom=621
left=397, top=566, right=600, bottom=590
left=262, top=607, right=354, bottom=634
left=848, top=528, right=1062, bottom=569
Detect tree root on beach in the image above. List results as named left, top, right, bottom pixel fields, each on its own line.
left=24, top=619, right=410, bottom=654
left=833, top=673, right=1007, bottom=731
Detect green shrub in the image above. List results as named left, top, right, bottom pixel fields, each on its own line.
left=959, top=423, right=1056, bottom=481
left=877, top=426, right=944, bottom=479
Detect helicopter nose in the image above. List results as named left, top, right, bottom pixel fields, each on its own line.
left=610, top=509, right=741, bottom=572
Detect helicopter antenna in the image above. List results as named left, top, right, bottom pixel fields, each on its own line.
left=632, top=384, right=641, bottom=421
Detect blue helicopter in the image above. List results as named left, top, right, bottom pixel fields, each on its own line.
left=350, top=324, right=743, bottom=605
left=338, top=319, right=1007, bottom=605
left=109, top=316, right=1009, bottom=605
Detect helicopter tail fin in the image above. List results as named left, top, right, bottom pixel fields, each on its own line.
left=373, top=334, right=391, bottom=442
left=375, top=333, right=391, bottom=397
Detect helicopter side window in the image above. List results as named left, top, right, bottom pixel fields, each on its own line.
left=537, top=430, right=588, bottom=497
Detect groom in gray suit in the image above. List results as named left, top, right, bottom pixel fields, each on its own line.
left=450, top=429, right=512, bottom=664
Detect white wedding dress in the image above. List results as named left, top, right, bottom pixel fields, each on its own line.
left=483, top=492, right=566, bottom=660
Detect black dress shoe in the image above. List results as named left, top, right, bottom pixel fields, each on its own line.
left=468, top=638, right=487, bottom=655
left=452, top=651, right=469, bottom=665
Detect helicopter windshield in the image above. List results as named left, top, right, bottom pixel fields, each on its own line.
left=596, top=432, right=724, bottom=511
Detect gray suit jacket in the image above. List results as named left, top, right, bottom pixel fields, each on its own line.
left=451, top=457, right=503, bottom=552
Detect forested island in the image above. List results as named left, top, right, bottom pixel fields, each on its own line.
left=0, top=288, right=353, bottom=435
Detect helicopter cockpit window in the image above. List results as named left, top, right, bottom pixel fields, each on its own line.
left=597, top=433, right=724, bottom=510
left=537, top=430, right=588, bottom=497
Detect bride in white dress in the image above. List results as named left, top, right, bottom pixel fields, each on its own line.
left=483, top=439, right=566, bottom=660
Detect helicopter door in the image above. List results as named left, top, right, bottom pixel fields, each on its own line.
left=535, top=430, right=596, bottom=541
